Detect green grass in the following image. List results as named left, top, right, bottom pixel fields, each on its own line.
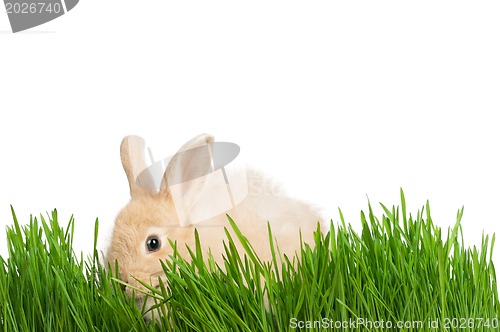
left=1, top=190, right=499, bottom=331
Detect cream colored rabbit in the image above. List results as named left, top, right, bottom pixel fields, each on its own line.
left=105, top=134, right=322, bottom=313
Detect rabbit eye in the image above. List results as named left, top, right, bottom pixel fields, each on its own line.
left=146, top=236, right=161, bottom=252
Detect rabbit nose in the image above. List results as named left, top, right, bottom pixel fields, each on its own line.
left=120, top=275, right=131, bottom=292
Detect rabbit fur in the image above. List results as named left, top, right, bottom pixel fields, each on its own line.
left=105, top=134, right=323, bottom=315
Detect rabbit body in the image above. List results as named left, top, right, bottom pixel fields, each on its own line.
left=105, top=134, right=322, bottom=301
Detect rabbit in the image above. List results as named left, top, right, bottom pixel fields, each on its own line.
left=105, top=134, right=323, bottom=317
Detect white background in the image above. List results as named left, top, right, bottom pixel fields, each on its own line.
left=1, top=2, right=499, bottom=266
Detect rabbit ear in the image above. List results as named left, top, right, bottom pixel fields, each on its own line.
left=160, top=133, right=214, bottom=192
left=160, top=134, right=215, bottom=225
left=120, top=135, right=156, bottom=198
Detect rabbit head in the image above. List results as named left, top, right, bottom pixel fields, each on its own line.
left=105, top=133, right=218, bottom=294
